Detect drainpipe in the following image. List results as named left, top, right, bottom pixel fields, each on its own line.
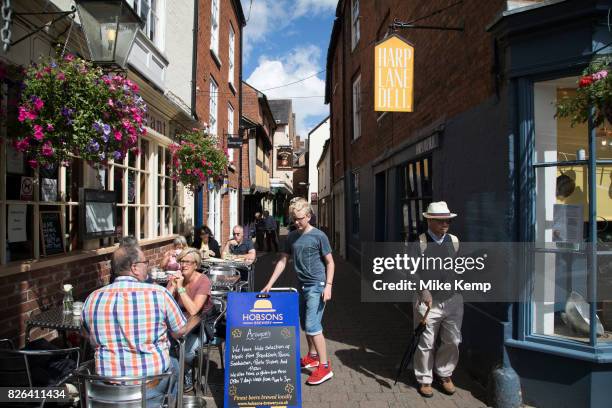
left=238, top=18, right=244, bottom=226
left=192, top=0, right=201, bottom=227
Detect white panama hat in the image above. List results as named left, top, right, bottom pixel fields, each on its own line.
left=422, top=201, right=457, bottom=219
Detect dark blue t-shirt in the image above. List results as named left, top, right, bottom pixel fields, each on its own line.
left=284, top=228, right=332, bottom=284
left=230, top=239, right=255, bottom=255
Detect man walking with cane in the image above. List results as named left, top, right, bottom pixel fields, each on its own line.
left=414, top=201, right=463, bottom=398
left=262, top=198, right=335, bottom=385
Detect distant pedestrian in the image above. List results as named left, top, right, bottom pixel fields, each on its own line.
left=254, top=212, right=266, bottom=251
left=263, top=210, right=278, bottom=252
left=262, top=198, right=335, bottom=385
left=413, top=201, right=462, bottom=398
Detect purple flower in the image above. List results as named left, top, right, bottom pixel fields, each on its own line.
left=101, top=133, right=109, bottom=143
left=88, top=141, right=100, bottom=152
left=102, top=124, right=111, bottom=135
left=92, top=121, right=102, bottom=133
left=113, top=151, right=123, bottom=161
left=61, top=107, right=73, bottom=118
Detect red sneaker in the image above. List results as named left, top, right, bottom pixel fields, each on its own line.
left=306, top=363, right=333, bottom=385
left=300, top=354, right=320, bottom=368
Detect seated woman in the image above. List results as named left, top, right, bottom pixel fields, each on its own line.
left=161, top=236, right=188, bottom=271
left=192, top=225, right=221, bottom=259
left=167, top=247, right=213, bottom=391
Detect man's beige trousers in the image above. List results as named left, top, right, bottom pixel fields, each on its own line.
left=412, top=294, right=464, bottom=384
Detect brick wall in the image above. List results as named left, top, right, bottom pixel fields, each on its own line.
left=0, top=239, right=174, bottom=347
left=196, top=0, right=243, bottom=245
left=331, top=0, right=505, bottom=170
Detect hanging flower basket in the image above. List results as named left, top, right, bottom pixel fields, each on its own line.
left=11, top=54, right=147, bottom=168
left=168, top=128, right=229, bottom=192
left=556, top=55, right=612, bottom=127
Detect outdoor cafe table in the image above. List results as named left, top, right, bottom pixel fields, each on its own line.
left=25, top=307, right=82, bottom=345
left=201, top=257, right=255, bottom=291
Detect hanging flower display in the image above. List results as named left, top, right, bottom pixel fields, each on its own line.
left=168, top=128, right=229, bottom=192
left=12, top=54, right=147, bottom=168
left=556, top=55, right=612, bottom=127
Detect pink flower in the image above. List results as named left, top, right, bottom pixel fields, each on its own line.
left=593, top=70, right=609, bottom=81
left=56, top=72, right=65, bottom=81
left=27, top=159, right=38, bottom=168
left=186, top=168, right=192, bottom=175
left=108, top=99, right=114, bottom=107
left=64, top=54, right=75, bottom=62
left=122, top=119, right=131, bottom=129
left=35, top=71, right=44, bottom=79
left=114, top=130, right=122, bottom=141
left=33, top=98, right=44, bottom=111
left=41, top=142, right=54, bottom=157
left=18, top=106, right=27, bottom=122
left=33, top=125, right=44, bottom=141
left=207, top=169, right=212, bottom=175
left=15, top=138, right=29, bottom=151
left=46, top=123, right=54, bottom=131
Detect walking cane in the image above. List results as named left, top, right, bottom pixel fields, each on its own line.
left=394, top=305, right=431, bottom=385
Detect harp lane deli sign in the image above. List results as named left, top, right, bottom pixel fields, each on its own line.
left=375, top=34, right=414, bottom=112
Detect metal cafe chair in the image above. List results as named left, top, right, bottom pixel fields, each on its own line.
left=74, top=360, right=175, bottom=408
left=197, top=296, right=227, bottom=397
left=0, top=338, right=80, bottom=408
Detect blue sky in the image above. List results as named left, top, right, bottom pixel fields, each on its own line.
left=240, top=0, right=336, bottom=138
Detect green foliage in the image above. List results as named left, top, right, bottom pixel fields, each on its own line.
left=556, top=55, right=612, bottom=127
left=12, top=54, right=147, bottom=168
left=168, top=129, right=229, bottom=192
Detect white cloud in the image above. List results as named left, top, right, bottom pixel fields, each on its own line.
left=241, top=0, right=336, bottom=61
left=246, top=45, right=328, bottom=138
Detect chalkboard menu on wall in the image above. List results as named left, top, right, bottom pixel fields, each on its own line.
left=39, top=211, right=65, bottom=256
left=225, top=292, right=301, bottom=408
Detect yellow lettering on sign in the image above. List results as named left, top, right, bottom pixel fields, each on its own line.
left=374, top=35, right=414, bottom=112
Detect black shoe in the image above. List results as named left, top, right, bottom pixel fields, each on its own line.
left=184, top=367, right=194, bottom=393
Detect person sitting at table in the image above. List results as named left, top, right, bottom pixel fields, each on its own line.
left=161, top=236, right=188, bottom=271
left=82, top=246, right=196, bottom=403
left=222, top=225, right=256, bottom=262
left=192, top=225, right=221, bottom=258
left=166, top=247, right=214, bottom=391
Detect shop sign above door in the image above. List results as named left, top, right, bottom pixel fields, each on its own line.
left=374, top=34, right=414, bottom=112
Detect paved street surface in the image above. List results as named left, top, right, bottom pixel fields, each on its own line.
left=201, top=231, right=489, bottom=408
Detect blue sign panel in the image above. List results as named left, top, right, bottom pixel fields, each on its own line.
left=224, top=292, right=302, bottom=408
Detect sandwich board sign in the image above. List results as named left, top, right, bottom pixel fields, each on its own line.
left=224, top=292, right=302, bottom=408
left=374, top=34, right=414, bottom=112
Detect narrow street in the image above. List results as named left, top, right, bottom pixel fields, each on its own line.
left=203, top=229, right=489, bottom=408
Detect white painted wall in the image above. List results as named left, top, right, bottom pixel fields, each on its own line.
left=164, top=0, right=194, bottom=112
left=308, top=117, right=330, bottom=217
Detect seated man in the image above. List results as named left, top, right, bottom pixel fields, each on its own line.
left=82, top=246, right=196, bottom=403
left=222, top=225, right=256, bottom=262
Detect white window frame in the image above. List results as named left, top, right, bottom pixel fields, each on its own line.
left=228, top=103, right=234, bottom=162
left=228, top=25, right=235, bottom=87
left=209, top=77, right=218, bottom=137
left=352, top=74, right=361, bottom=140
left=351, top=0, right=360, bottom=50
left=129, top=0, right=163, bottom=50
left=210, top=0, right=220, bottom=58
left=229, top=188, right=238, bottom=234
left=156, top=144, right=184, bottom=237
left=208, top=188, right=221, bottom=239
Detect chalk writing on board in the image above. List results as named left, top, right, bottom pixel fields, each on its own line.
left=227, top=326, right=297, bottom=407
left=40, top=212, right=64, bottom=255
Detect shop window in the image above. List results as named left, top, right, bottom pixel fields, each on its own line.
left=156, top=145, right=183, bottom=238
left=398, top=156, right=432, bottom=243
left=532, top=77, right=612, bottom=344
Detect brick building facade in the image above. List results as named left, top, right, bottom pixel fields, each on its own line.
left=326, top=1, right=612, bottom=406
left=195, top=0, right=245, bottom=245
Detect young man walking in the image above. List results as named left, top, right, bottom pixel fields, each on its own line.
left=262, top=198, right=335, bottom=385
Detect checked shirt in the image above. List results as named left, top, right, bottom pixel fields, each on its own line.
left=82, top=276, right=187, bottom=377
